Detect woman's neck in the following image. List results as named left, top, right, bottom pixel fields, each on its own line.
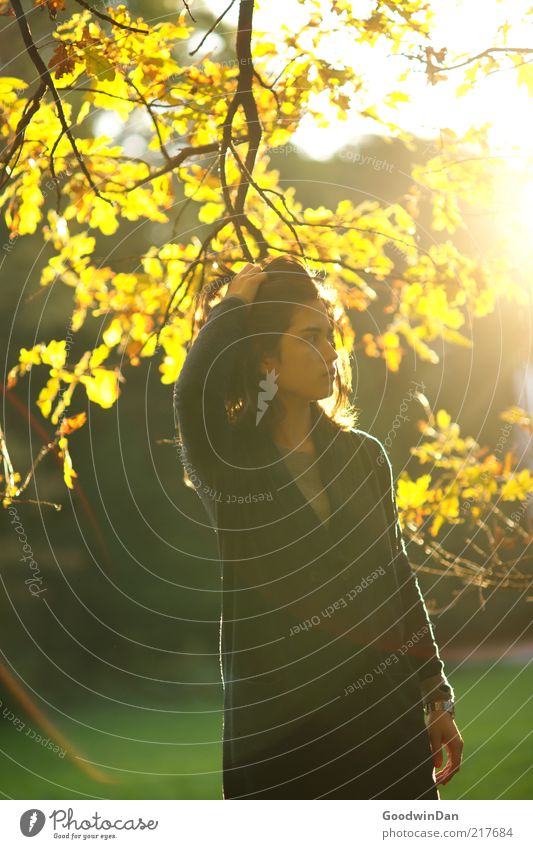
left=272, top=398, right=315, bottom=453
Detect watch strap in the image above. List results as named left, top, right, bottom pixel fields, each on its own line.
left=423, top=698, right=456, bottom=719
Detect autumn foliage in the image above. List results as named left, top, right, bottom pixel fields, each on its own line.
left=1, top=0, right=533, bottom=595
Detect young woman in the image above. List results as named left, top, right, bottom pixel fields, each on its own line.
left=174, top=255, right=463, bottom=799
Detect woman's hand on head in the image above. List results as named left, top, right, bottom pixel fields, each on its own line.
left=225, top=262, right=268, bottom=305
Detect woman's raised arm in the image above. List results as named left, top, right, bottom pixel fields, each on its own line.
left=173, top=263, right=266, bottom=492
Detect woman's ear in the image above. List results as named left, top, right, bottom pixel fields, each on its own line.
left=259, top=351, right=277, bottom=379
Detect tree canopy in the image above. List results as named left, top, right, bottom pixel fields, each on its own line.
left=2, top=0, right=533, bottom=599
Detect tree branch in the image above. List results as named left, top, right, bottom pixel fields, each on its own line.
left=11, top=0, right=113, bottom=205
left=426, top=44, right=533, bottom=74
left=0, top=81, right=46, bottom=192
left=218, top=0, right=263, bottom=261
left=73, top=0, right=149, bottom=34
left=123, top=138, right=248, bottom=191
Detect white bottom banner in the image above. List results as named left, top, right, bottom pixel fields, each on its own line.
left=1, top=799, right=530, bottom=847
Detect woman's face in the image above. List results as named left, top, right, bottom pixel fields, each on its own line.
left=261, top=300, right=338, bottom=401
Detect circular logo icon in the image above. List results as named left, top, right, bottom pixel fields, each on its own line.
left=20, top=809, right=46, bottom=837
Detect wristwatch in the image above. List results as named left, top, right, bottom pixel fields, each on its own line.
left=423, top=698, right=455, bottom=719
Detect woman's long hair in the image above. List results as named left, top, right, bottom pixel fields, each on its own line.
left=189, top=254, right=359, bottom=447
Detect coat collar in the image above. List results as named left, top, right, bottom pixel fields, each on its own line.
left=258, top=405, right=357, bottom=544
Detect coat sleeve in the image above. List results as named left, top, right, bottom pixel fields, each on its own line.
left=368, top=435, right=455, bottom=702
left=173, top=295, right=249, bottom=494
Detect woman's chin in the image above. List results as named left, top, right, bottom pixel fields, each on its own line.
left=316, top=381, right=334, bottom=399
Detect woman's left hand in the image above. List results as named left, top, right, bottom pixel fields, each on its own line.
left=425, top=711, right=464, bottom=786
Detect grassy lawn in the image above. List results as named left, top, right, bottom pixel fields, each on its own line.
left=1, top=659, right=530, bottom=799
left=438, top=657, right=532, bottom=800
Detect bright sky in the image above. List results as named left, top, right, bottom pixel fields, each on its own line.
left=199, top=0, right=533, bottom=162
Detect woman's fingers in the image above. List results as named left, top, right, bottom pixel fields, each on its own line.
left=445, top=735, right=464, bottom=780
left=225, top=262, right=268, bottom=304
left=435, top=733, right=464, bottom=786
left=239, top=262, right=262, bottom=277
left=426, top=714, right=463, bottom=787
left=231, top=262, right=258, bottom=282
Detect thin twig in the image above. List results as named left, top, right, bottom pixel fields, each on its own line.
left=73, top=0, right=149, bottom=34
left=189, top=0, right=237, bottom=56
left=428, top=45, right=533, bottom=74
left=0, top=82, right=46, bottom=191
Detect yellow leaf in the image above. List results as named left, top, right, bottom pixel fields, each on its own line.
left=397, top=474, right=432, bottom=511
left=198, top=202, right=224, bottom=224
left=380, top=331, right=402, bottom=371
left=77, top=99, right=91, bottom=125
left=516, top=63, right=533, bottom=96
left=302, top=206, right=332, bottom=224
left=41, top=339, right=67, bottom=368
left=383, top=347, right=402, bottom=372
left=60, top=412, right=87, bottom=435
left=430, top=514, right=444, bottom=537
left=80, top=369, right=120, bottom=408
left=19, top=178, right=44, bottom=235
left=89, top=344, right=110, bottom=368
left=440, top=495, right=460, bottom=518
left=84, top=48, right=116, bottom=82
left=436, top=409, right=451, bottom=430
left=19, top=346, right=43, bottom=366
left=103, top=318, right=123, bottom=347
left=0, top=78, right=28, bottom=93
left=385, top=91, right=411, bottom=109
left=89, top=197, right=119, bottom=235
left=159, top=347, right=186, bottom=385
left=37, top=377, right=61, bottom=418
left=455, top=81, right=470, bottom=98
left=58, top=436, right=77, bottom=489
left=501, top=469, right=533, bottom=501
left=382, top=331, right=400, bottom=348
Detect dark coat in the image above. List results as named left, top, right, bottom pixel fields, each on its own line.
left=174, top=295, right=450, bottom=799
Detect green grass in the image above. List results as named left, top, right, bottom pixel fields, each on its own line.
left=0, top=699, right=224, bottom=800
left=1, top=659, right=531, bottom=799
left=438, top=658, right=532, bottom=800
